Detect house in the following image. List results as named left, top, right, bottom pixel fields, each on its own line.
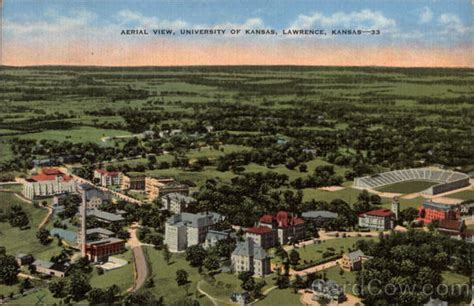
left=417, top=201, right=460, bottom=224
left=259, top=211, right=306, bottom=245
left=204, top=229, right=235, bottom=249
left=358, top=208, right=395, bottom=231
left=301, top=210, right=338, bottom=227
left=161, top=193, right=196, bottom=214
left=32, top=260, right=70, bottom=278
left=146, top=177, right=189, bottom=201
left=245, top=226, right=276, bottom=249
left=85, top=238, right=126, bottom=262
left=311, top=279, right=346, bottom=303
left=340, top=250, right=368, bottom=271
left=80, top=184, right=111, bottom=209
left=121, top=174, right=146, bottom=190
left=437, top=219, right=473, bottom=243
left=94, top=169, right=122, bottom=187
left=165, top=212, right=223, bottom=252
left=231, top=238, right=272, bottom=277
left=15, top=253, right=34, bottom=266
left=86, top=209, right=124, bottom=224
left=23, top=168, right=76, bottom=199
left=230, top=292, right=250, bottom=305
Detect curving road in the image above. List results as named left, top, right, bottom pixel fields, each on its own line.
left=127, top=225, right=149, bottom=293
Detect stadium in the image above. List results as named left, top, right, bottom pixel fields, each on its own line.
left=353, top=168, right=470, bottom=195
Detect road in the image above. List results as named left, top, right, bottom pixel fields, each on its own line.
left=126, top=225, right=149, bottom=293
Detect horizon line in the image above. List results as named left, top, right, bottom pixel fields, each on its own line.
left=1, top=63, right=473, bottom=69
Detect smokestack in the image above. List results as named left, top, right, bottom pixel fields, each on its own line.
left=79, top=185, right=87, bottom=258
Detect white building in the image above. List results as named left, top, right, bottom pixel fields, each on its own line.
left=94, top=169, right=122, bottom=187
left=23, top=168, right=76, bottom=199
left=231, top=238, right=271, bottom=277
left=161, top=193, right=196, bottom=214
left=164, top=212, right=223, bottom=252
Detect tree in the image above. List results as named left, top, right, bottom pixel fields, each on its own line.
left=66, top=272, right=91, bottom=301
left=20, top=278, right=32, bottom=290
left=176, top=269, right=189, bottom=286
left=48, top=280, right=65, bottom=298
left=36, top=228, right=51, bottom=245
left=0, top=255, right=19, bottom=285
left=299, top=164, right=308, bottom=172
left=185, top=245, right=206, bottom=267
left=204, top=255, right=220, bottom=272
left=163, top=244, right=172, bottom=265
left=87, top=288, right=106, bottom=304
left=241, top=277, right=256, bottom=291
left=289, top=249, right=300, bottom=267
left=124, top=292, right=161, bottom=305
left=276, top=274, right=289, bottom=289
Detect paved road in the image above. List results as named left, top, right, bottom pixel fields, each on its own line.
left=127, top=226, right=149, bottom=293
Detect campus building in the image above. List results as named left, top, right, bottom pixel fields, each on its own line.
left=311, top=279, right=346, bottom=303
left=417, top=201, right=460, bottom=224
left=340, top=250, right=369, bottom=271
left=164, top=212, right=223, bottom=252
left=245, top=226, right=277, bottom=249
left=94, top=169, right=122, bottom=187
left=161, top=193, right=196, bottom=214
left=32, top=260, right=70, bottom=278
left=145, top=177, right=189, bottom=201
left=79, top=183, right=111, bottom=209
left=231, top=238, right=272, bottom=277
left=85, top=238, right=126, bottom=262
left=204, top=229, right=235, bottom=249
left=301, top=210, right=338, bottom=227
left=358, top=208, right=395, bottom=231
left=23, top=168, right=76, bottom=199
left=121, top=174, right=146, bottom=190
left=259, top=211, right=306, bottom=245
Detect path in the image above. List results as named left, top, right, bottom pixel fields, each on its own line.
left=8, top=191, right=52, bottom=229
left=196, top=281, right=219, bottom=306
left=126, top=225, right=149, bottom=293
left=290, top=259, right=339, bottom=277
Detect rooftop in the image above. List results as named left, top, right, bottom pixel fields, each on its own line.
left=359, top=208, right=394, bottom=218
left=87, top=209, right=124, bottom=222
left=259, top=211, right=305, bottom=228
left=246, top=226, right=273, bottom=234
left=95, top=169, right=120, bottom=176
left=302, top=210, right=338, bottom=219
left=232, top=238, right=268, bottom=260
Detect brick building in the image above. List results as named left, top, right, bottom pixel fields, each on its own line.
left=258, top=211, right=306, bottom=245
left=417, top=201, right=460, bottom=224
left=85, top=238, right=126, bottom=262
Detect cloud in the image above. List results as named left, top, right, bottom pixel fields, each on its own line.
left=4, top=10, right=96, bottom=35
left=117, top=10, right=187, bottom=28
left=290, top=9, right=396, bottom=31
left=419, top=7, right=433, bottom=24
left=438, top=13, right=470, bottom=34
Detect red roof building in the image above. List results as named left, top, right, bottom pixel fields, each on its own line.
left=246, top=226, right=276, bottom=249
left=258, top=211, right=306, bottom=245
left=358, top=209, right=395, bottom=231
left=94, top=169, right=122, bottom=187
left=23, top=168, right=76, bottom=199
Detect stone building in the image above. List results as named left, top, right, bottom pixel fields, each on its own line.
left=231, top=238, right=271, bottom=277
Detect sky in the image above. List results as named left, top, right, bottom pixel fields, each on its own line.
left=1, top=0, right=473, bottom=67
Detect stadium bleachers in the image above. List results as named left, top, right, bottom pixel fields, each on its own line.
left=353, top=168, right=470, bottom=195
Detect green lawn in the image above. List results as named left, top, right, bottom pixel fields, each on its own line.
left=141, top=246, right=212, bottom=305
left=376, top=180, right=439, bottom=194
left=89, top=250, right=135, bottom=292
left=0, top=184, right=23, bottom=192
left=254, top=288, right=301, bottom=306
left=447, top=189, right=474, bottom=201
left=272, top=236, right=377, bottom=265
left=442, top=271, right=470, bottom=286
left=0, top=192, right=62, bottom=260
left=16, top=126, right=131, bottom=144
left=323, top=266, right=357, bottom=294
left=7, top=288, right=62, bottom=305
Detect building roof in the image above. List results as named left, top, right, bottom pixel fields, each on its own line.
left=86, top=227, right=115, bottom=236
left=87, top=209, right=124, bottom=222
left=79, top=184, right=110, bottom=201
left=259, top=211, right=305, bottom=228
left=33, top=259, right=55, bottom=269
left=161, top=192, right=195, bottom=204
left=422, top=201, right=459, bottom=211
left=246, top=226, right=273, bottom=234
left=167, top=212, right=222, bottom=228
left=205, top=230, right=232, bottom=241
left=345, top=249, right=365, bottom=261
left=232, top=238, right=268, bottom=260
left=95, top=169, right=120, bottom=177
left=359, top=208, right=394, bottom=218
left=302, top=211, right=338, bottom=219
left=30, top=168, right=73, bottom=182
left=87, top=237, right=124, bottom=246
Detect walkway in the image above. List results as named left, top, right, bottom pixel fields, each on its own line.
left=126, top=225, right=149, bottom=293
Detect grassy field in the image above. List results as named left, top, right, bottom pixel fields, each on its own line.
left=272, top=236, right=377, bottom=265
left=323, top=266, right=357, bottom=294
left=141, top=246, right=212, bottom=305
left=89, top=250, right=135, bottom=292
left=254, top=288, right=301, bottom=306
left=441, top=271, right=470, bottom=285
left=16, top=127, right=131, bottom=144
left=447, top=189, right=474, bottom=201
left=376, top=180, right=439, bottom=194
left=0, top=183, right=23, bottom=192
left=0, top=192, right=62, bottom=260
